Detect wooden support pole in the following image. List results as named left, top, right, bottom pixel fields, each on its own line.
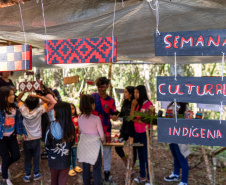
left=125, top=137, right=134, bottom=185
left=201, top=146, right=213, bottom=185
left=146, top=125, right=154, bottom=185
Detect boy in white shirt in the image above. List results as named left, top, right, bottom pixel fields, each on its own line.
left=17, top=92, right=50, bottom=182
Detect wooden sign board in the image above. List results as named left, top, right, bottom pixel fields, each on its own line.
left=45, top=37, right=117, bottom=64
left=19, top=81, right=41, bottom=92
left=158, top=118, right=226, bottom=147
left=155, top=29, right=226, bottom=56
left=63, top=76, right=79, bottom=85
left=0, top=44, right=32, bottom=72
left=86, top=79, right=94, bottom=85
left=157, top=76, right=226, bottom=105
left=115, top=88, right=124, bottom=94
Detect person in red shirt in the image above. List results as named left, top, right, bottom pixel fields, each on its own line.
left=91, top=77, right=118, bottom=182
left=68, top=103, right=82, bottom=176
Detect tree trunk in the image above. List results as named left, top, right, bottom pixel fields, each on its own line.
left=144, top=64, right=151, bottom=99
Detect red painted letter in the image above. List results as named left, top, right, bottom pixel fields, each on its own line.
left=174, top=36, right=180, bottom=48
left=180, top=37, right=193, bottom=48
left=164, top=34, right=172, bottom=49
left=216, top=84, right=223, bottom=95
left=159, top=83, right=166, bottom=95
left=208, top=35, right=220, bottom=46
left=205, top=84, right=214, bottom=96
left=185, top=84, right=196, bottom=94
left=195, top=35, right=204, bottom=46
left=201, top=129, right=206, bottom=138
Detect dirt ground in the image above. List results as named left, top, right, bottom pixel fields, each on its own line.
left=1, top=124, right=226, bottom=185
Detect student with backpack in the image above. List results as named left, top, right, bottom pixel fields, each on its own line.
left=45, top=102, right=75, bottom=185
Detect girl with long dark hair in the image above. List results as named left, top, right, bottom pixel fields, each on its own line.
left=45, top=102, right=75, bottom=185
left=77, top=95, right=104, bottom=185
left=0, top=86, right=27, bottom=185
left=131, top=85, right=153, bottom=185
left=115, top=86, right=137, bottom=169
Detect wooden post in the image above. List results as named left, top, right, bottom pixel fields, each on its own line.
left=108, top=62, right=113, bottom=97
left=201, top=146, right=213, bottom=185
left=146, top=125, right=154, bottom=185
left=125, top=137, right=134, bottom=185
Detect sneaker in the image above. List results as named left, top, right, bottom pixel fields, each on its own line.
left=134, top=177, right=147, bottom=183
left=104, top=171, right=111, bottom=182
left=178, top=182, right=187, bottom=185
left=164, top=172, right=180, bottom=182
left=33, top=173, right=42, bottom=181
left=23, top=175, right=31, bottom=183
left=5, top=179, right=13, bottom=185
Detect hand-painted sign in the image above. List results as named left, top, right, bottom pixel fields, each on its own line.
left=0, top=45, right=32, bottom=72
left=63, top=76, right=79, bottom=85
left=157, top=76, right=226, bottom=105
left=157, top=118, right=226, bottom=147
left=155, top=29, right=226, bottom=56
left=45, top=37, right=117, bottom=64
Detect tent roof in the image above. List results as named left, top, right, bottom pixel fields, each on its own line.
left=0, top=0, right=226, bottom=68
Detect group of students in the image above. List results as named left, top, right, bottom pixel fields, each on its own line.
left=0, top=72, right=190, bottom=185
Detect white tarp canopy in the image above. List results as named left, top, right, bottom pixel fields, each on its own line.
left=1, top=0, right=226, bottom=68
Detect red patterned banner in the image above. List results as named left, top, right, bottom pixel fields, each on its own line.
left=19, top=81, right=41, bottom=92
left=0, top=45, right=32, bottom=72
left=45, top=37, right=117, bottom=64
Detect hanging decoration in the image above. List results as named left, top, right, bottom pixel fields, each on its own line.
left=19, top=81, right=41, bottom=92
left=45, top=37, right=117, bottom=64
left=0, top=45, right=32, bottom=72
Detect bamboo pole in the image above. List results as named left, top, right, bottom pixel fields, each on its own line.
left=201, top=146, right=213, bottom=185
left=125, top=137, right=134, bottom=185
left=146, top=125, right=154, bottom=185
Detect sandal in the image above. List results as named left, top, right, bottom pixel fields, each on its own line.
left=74, top=166, right=83, bottom=173
left=134, top=177, right=147, bottom=183
left=68, top=169, right=76, bottom=176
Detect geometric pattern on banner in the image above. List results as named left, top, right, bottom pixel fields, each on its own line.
left=19, top=81, right=41, bottom=92
left=0, top=45, right=32, bottom=72
left=45, top=37, right=117, bottom=64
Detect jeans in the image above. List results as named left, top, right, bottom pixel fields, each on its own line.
left=103, top=146, right=111, bottom=171
left=23, top=139, right=41, bottom=175
left=115, top=133, right=137, bottom=164
left=70, top=147, right=77, bottom=169
left=83, top=149, right=102, bottom=185
left=170, top=143, right=189, bottom=184
left=134, top=132, right=149, bottom=179
left=0, top=134, right=20, bottom=179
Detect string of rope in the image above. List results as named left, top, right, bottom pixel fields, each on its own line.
left=222, top=52, right=224, bottom=81
left=174, top=99, right=177, bottom=123
left=39, top=0, right=49, bottom=64
left=111, top=0, right=117, bottom=63
left=219, top=101, right=224, bottom=124
left=174, top=52, right=177, bottom=81
left=122, top=0, right=125, bottom=7
left=148, top=0, right=160, bottom=35
left=18, top=0, right=27, bottom=69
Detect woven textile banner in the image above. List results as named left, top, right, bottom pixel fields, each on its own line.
left=19, top=81, right=41, bottom=92
left=45, top=37, right=117, bottom=64
left=0, top=45, right=32, bottom=72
